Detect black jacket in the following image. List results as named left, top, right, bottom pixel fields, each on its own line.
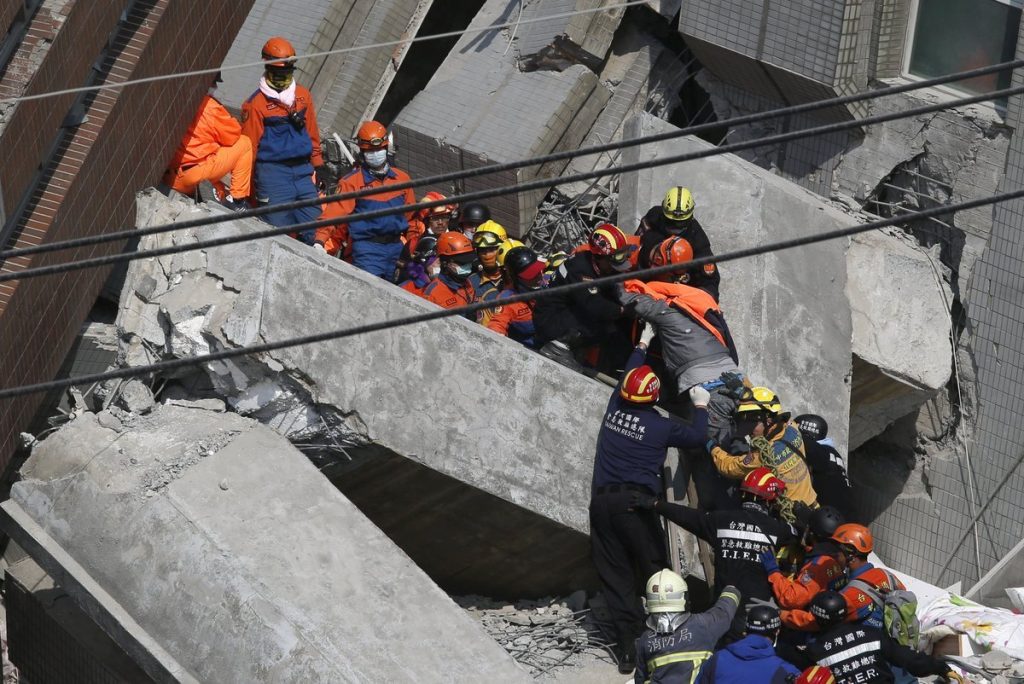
left=533, top=252, right=623, bottom=346
left=795, top=623, right=949, bottom=684
left=803, top=439, right=853, bottom=519
left=655, top=500, right=796, bottom=637
left=637, top=207, right=720, bottom=300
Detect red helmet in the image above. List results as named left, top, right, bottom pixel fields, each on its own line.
left=357, top=120, right=389, bottom=150
left=436, top=232, right=473, bottom=257
left=620, top=365, right=660, bottom=404
left=796, top=666, right=836, bottom=684
left=650, top=236, right=694, bottom=267
left=261, top=37, right=296, bottom=67
left=831, top=523, right=873, bottom=555
left=740, top=467, right=786, bottom=502
left=588, top=223, right=629, bottom=256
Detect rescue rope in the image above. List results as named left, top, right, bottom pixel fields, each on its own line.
left=749, top=435, right=797, bottom=523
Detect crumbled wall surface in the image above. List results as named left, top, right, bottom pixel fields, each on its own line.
left=846, top=230, right=953, bottom=449
left=393, top=0, right=613, bottom=234
left=619, top=113, right=854, bottom=451
left=689, top=9, right=1024, bottom=585
left=9, top=405, right=528, bottom=683
left=121, top=190, right=609, bottom=535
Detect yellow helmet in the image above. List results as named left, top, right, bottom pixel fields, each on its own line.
left=543, top=251, right=569, bottom=276
left=662, top=186, right=695, bottom=221
left=737, top=387, right=782, bottom=415
left=472, top=220, right=508, bottom=249
left=496, top=238, right=525, bottom=267
left=644, top=569, right=688, bottom=613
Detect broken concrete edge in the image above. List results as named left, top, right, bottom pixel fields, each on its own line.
left=0, top=500, right=199, bottom=684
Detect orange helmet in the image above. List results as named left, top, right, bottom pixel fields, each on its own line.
left=620, top=365, right=660, bottom=404
left=796, top=666, right=835, bottom=684
left=357, top=120, right=389, bottom=150
left=588, top=223, right=629, bottom=256
left=740, top=467, right=786, bottom=502
left=420, top=191, right=455, bottom=218
left=831, top=523, right=873, bottom=555
left=650, top=236, right=694, bottom=267
left=261, top=37, right=296, bottom=67
left=436, top=232, right=473, bottom=257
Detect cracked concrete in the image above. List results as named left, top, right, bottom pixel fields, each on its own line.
left=8, top=405, right=528, bottom=683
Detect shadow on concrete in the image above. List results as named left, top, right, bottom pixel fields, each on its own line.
left=323, top=444, right=599, bottom=600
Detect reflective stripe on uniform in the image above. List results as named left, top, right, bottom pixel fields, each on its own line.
left=720, top=590, right=740, bottom=605
left=819, top=641, right=880, bottom=667
left=645, top=650, right=713, bottom=684
left=716, top=529, right=778, bottom=545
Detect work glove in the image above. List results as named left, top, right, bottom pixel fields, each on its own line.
left=746, top=597, right=777, bottom=610
left=628, top=491, right=659, bottom=511
left=944, top=671, right=965, bottom=684
left=313, top=242, right=326, bottom=253
left=760, top=549, right=781, bottom=576
left=720, top=371, right=747, bottom=400
left=639, top=322, right=656, bottom=347
left=688, top=385, right=711, bottom=408
left=314, top=165, right=331, bottom=192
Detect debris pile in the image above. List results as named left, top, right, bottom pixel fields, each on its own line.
left=455, top=593, right=615, bottom=677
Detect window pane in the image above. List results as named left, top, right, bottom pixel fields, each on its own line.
left=909, top=0, right=1021, bottom=95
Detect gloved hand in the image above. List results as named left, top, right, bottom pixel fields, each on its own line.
left=688, top=385, right=710, bottom=408
left=406, top=261, right=430, bottom=287
left=746, top=597, right=777, bottom=610
left=944, top=671, right=965, bottom=684
left=314, top=165, right=331, bottom=192
left=720, top=371, right=747, bottom=400
left=639, top=323, right=656, bottom=347
left=628, top=491, right=659, bottom=511
left=760, top=549, right=781, bottom=576
left=313, top=242, right=326, bottom=253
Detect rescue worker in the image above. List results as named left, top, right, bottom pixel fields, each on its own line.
left=397, top=235, right=439, bottom=297
left=763, top=506, right=846, bottom=628
left=696, top=605, right=801, bottom=684
left=634, top=571, right=740, bottom=680
left=164, top=75, right=252, bottom=209
left=708, top=388, right=819, bottom=511
left=533, top=224, right=636, bottom=374
left=590, top=333, right=711, bottom=672
left=632, top=467, right=798, bottom=642
left=316, top=121, right=416, bottom=277
left=241, top=37, right=326, bottom=240
left=419, top=232, right=475, bottom=313
left=486, top=246, right=544, bottom=347
left=794, top=414, right=853, bottom=518
left=456, top=203, right=491, bottom=238
left=781, top=524, right=903, bottom=631
left=405, top=191, right=456, bottom=256
left=468, top=220, right=509, bottom=325
left=637, top=187, right=720, bottom=300
left=794, top=592, right=963, bottom=684
left=616, top=236, right=740, bottom=410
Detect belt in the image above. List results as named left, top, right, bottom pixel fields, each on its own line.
left=364, top=234, right=401, bottom=244
left=258, top=157, right=310, bottom=167
left=594, top=483, right=654, bottom=496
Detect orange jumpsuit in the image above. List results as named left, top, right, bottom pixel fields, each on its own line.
left=420, top=274, right=474, bottom=312
left=768, top=543, right=846, bottom=618
left=164, top=95, right=253, bottom=199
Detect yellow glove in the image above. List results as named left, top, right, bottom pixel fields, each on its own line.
left=945, top=670, right=966, bottom=684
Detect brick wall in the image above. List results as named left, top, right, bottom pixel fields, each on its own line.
left=0, top=0, right=254, bottom=470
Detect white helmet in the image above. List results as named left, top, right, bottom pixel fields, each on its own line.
left=644, top=569, right=688, bottom=614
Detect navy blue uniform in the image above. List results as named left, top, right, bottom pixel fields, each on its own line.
left=590, top=344, right=709, bottom=661
left=794, top=623, right=949, bottom=684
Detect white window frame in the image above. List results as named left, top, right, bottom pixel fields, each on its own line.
left=900, top=0, right=1022, bottom=116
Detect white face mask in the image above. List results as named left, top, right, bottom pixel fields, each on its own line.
left=364, top=149, right=388, bottom=169
left=454, top=263, right=474, bottom=278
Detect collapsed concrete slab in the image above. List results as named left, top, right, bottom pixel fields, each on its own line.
left=393, top=0, right=612, bottom=235
left=846, top=230, right=953, bottom=449
left=619, top=113, right=855, bottom=451
left=117, top=190, right=612, bottom=595
left=4, top=405, right=528, bottom=683
left=514, top=1, right=625, bottom=73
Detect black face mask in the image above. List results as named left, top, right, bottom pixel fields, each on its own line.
left=665, top=218, right=691, bottom=234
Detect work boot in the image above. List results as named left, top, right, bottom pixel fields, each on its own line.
left=219, top=195, right=248, bottom=212
left=616, top=648, right=636, bottom=675
left=539, top=340, right=588, bottom=374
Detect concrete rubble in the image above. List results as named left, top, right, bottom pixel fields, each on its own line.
left=5, top=404, right=528, bottom=683
left=392, top=0, right=615, bottom=235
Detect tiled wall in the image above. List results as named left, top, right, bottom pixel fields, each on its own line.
left=0, top=0, right=254, bottom=471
